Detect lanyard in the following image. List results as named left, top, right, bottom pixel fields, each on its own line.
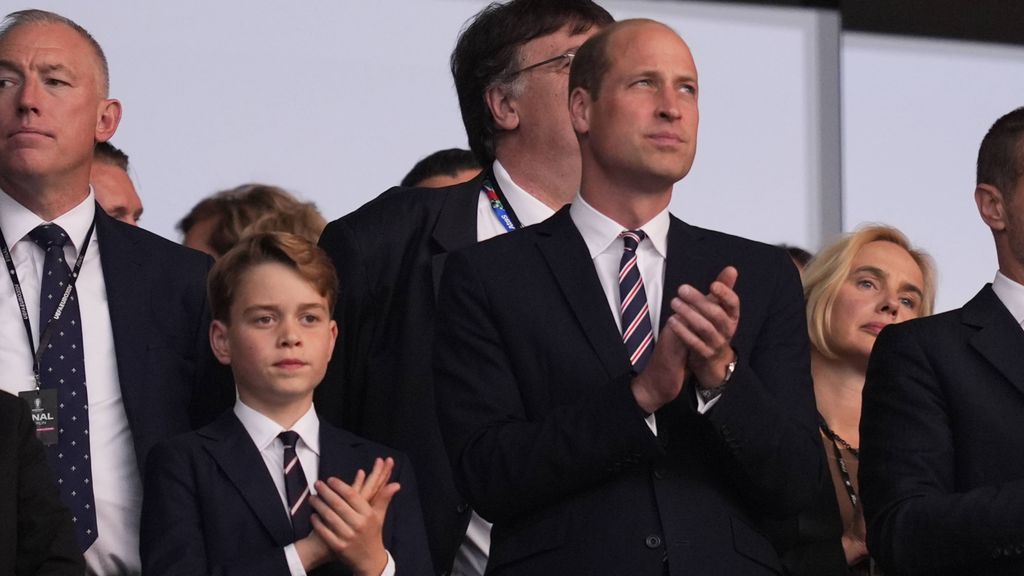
left=0, top=217, right=96, bottom=389
left=481, top=179, right=521, bottom=233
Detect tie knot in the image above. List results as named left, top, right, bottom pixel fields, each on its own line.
left=279, top=430, right=301, bottom=449
left=28, top=224, right=71, bottom=251
left=620, top=230, right=646, bottom=252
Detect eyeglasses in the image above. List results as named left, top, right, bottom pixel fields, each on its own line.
left=505, top=51, right=576, bottom=80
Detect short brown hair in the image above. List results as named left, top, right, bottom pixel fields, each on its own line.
left=803, top=224, right=937, bottom=359
left=178, top=183, right=326, bottom=258
left=978, top=106, right=1024, bottom=198
left=207, top=232, right=338, bottom=323
left=569, top=19, right=662, bottom=101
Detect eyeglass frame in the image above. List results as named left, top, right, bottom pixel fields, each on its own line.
left=504, top=51, right=576, bottom=80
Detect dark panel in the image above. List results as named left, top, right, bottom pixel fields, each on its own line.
left=695, top=0, right=1022, bottom=47
left=842, top=0, right=1023, bottom=46
left=703, top=0, right=839, bottom=7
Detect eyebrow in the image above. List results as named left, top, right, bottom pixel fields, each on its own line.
left=852, top=265, right=924, bottom=298
left=0, top=59, right=76, bottom=78
left=0, top=59, right=21, bottom=74
left=242, top=302, right=328, bottom=314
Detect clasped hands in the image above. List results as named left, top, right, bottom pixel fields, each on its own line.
left=631, top=266, right=740, bottom=414
left=296, top=457, right=400, bottom=576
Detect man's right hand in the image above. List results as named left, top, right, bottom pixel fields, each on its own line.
left=630, top=315, right=690, bottom=415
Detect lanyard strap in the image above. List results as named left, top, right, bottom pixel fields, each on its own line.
left=0, top=217, right=96, bottom=389
left=481, top=179, right=521, bottom=233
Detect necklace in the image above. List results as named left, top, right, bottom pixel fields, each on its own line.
left=820, top=422, right=859, bottom=458
left=820, top=421, right=859, bottom=508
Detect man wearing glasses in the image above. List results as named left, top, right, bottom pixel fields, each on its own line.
left=315, top=1, right=613, bottom=574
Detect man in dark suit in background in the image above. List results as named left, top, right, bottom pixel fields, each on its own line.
left=0, top=10, right=231, bottom=573
left=316, top=1, right=613, bottom=573
left=861, top=107, right=1024, bottom=576
left=0, top=390, right=83, bottom=576
left=434, top=19, right=822, bottom=575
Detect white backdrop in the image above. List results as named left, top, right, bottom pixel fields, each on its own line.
left=842, top=33, right=1024, bottom=311
left=19, top=0, right=836, bottom=256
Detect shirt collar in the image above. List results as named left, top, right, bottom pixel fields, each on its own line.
left=233, top=399, right=321, bottom=456
left=491, top=160, right=558, bottom=227
left=992, top=271, right=1024, bottom=326
left=0, top=187, right=96, bottom=257
left=569, top=193, right=669, bottom=259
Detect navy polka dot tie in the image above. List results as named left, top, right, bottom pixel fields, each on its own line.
left=279, top=430, right=313, bottom=540
left=29, top=223, right=97, bottom=550
left=619, top=230, right=654, bottom=371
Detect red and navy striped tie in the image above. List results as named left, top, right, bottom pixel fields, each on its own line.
left=279, top=431, right=312, bottom=539
left=619, top=230, right=654, bottom=371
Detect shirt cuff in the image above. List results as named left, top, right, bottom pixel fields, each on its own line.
left=284, top=543, right=307, bottom=576
left=284, top=545, right=394, bottom=576
left=644, top=412, right=658, bottom=436
left=695, top=388, right=722, bottom=414
left=380, top=550, right=396, bottom=576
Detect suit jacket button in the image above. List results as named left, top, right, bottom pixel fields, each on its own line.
left=645, top=535, right=663, bottom=549
left=456, top=503, right=469, bottom=514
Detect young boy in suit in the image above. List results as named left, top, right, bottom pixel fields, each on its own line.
left=141, top=232, right=432, bottom=575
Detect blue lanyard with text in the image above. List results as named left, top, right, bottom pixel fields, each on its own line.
left=481, top=179, right=519, bottom=233
left=0, top=217, right=96, bottom=389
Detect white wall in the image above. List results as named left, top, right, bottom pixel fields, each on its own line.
left=21, top=0, right=833, bottom=256
left=841, top=33, right=1024, bottom=311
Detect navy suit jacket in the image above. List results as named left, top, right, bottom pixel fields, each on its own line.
left=94, top=207, right=233, bottom=469
left=141, top=410, right=433, bottom=575
left=0, top=390, right=83, bottom=576
left=317, top=173, right=487, bottom=573
left=435, top=207, right=823, bottom=575
left=861, top=285, right=1024, bottom=575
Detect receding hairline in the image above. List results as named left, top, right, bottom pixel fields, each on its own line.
left=0, top=10, right=110, bottom=96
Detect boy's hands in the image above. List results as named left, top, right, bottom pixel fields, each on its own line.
left=296, top=457, right=401, bottom=576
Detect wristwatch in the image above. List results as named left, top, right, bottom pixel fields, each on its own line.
left=697, top=355, right=736, bottom=402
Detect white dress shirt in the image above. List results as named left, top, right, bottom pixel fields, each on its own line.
left=234, top=400, right=396, bottom=576
left=0, top=189, right=142, bottom=575
left=992, top=271, right=1024, bottom=326
left=475, top=160, right=557, bottom=242
left=569, top=194, right=720, bottom=424
left=454, top=160, right=557, bottom=576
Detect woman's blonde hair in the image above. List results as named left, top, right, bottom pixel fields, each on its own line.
left=803, top=224, right=936, bottom=358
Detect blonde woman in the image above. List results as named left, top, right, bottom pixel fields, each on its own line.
left=779, top=225, right=936, bottom=576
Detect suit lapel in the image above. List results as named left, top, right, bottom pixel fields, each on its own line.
left=201, top=413, right=296, bottom=545
left=94, top=208, right=147, bottom=434
left=965, top=285, right=1024, bottom=398
left=317, top=422, right=364, bottom=483
left=660, top=218, right=723, bottom=331
left=536, top=208, right=631, bottom=379
left=430, top=173, right=487, bottom=299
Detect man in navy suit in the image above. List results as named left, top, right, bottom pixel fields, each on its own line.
left=434, top=19, right=822, bottom=575
left=861, top=107, right=1024, bottom=576
left=0, top=10, right=231, bottom=573
left=142, top=232, right=432, bottom=575
left=316, top=2, right=613, bottom=573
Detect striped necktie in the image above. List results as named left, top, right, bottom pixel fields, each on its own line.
left=619, top=230, right=654, bottom=371
left=278, top=430, right=313, bottom=539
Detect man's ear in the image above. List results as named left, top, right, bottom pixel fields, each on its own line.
left=569, top=86, right=592, bottom=136
left=209, top=320, right=232, bottom=366
left=976, top=183, right=1007, bottom=232
left=326, top=320, right=338, bottom=362
left=485, top=83, right=520, bottom=131
left=95, top=98, right=122, bottom=143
